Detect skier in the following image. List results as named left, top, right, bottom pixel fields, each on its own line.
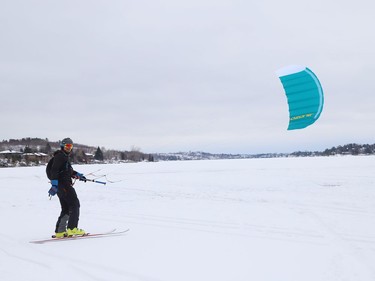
left=48, top=137, right=87, bottom=237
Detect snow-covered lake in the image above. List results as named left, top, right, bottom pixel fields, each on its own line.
left=1, top=156, right=375, bottom=281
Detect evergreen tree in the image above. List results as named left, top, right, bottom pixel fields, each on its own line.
left=24, top=146, right=33, bottom=153
left=120, top=152, right=127, bottom=161
left=94, top=146, right=104, bottom=161
left=44, top=143, right=52, bottom=154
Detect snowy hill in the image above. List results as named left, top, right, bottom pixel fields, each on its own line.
left=1, top=156, right=375, bottom=281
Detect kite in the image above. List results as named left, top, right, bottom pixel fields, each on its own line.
left=276, top=65, right=324, bottom=130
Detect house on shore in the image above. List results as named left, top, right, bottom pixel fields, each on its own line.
left=0, top=150, right=48, bottom=167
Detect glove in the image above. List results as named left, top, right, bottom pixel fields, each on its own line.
left=48, top=180, right=58, bottom=196
left=75, top=172, right=87, bottom=182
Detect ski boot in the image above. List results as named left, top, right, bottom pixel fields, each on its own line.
left=53, top=231, right=67, bottom=238
left=67, top=227, right=86, bottom=237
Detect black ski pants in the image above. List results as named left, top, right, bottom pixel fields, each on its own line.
left=55, top=187, right=80, bottom=233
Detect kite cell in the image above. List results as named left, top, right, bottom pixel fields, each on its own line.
left=276, top=65, right=324, bottom=130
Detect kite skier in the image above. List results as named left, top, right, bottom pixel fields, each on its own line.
left=47, top=137, right=87, bottom=238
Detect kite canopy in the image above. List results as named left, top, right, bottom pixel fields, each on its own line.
left=276, top=65, right=324, bottom=130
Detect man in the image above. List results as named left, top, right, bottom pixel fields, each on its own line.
left=48, top=137, right=87, bottom=237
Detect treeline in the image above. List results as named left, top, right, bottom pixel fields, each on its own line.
left=155, top=143, right=375, bottom=161
left=320, top=143, right=375, bottom=156
left=269, top=143, right=375, bottom=158
left=2, top=138, right=375, bottom=165
left=0, top=138, right=154, bottom=164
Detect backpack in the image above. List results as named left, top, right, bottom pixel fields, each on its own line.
left=46, top=150, right=62, bottom=180
left=46, top=150, right=69, bottom=180
left=46, top=157, right=54, bottom=180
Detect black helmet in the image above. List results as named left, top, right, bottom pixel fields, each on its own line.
left=60, top=137, right=73, bottom=147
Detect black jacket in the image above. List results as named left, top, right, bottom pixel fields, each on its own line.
left=50, top=150, right=78, bottom=189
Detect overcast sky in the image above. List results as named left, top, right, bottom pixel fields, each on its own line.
left=1, top=0, right=374, bottom=154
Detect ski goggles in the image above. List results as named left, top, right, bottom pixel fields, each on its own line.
left=64, top=143, right=73, bottom=151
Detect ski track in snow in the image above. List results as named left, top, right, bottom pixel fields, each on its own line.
left=1, top=156, right=375, bottom=281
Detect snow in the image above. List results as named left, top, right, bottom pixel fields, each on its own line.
left=0, top=150, right=22, bottom=154
left=1, top=156, right=375, bottom=281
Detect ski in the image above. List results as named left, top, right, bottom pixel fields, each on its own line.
left=30, top=229, right=129, bottom=244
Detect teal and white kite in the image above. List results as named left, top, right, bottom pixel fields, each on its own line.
left=276, top=65, right=324, bottom=130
